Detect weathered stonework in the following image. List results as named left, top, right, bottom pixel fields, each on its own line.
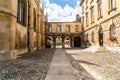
left=45, top=22, right=82, bottom=48
left=0, top=0, right=45, bottom=61
left=80, top=0, right=120, bottom=53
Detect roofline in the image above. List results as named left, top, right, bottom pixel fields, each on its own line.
left=80, top=0, right=85, bottom=6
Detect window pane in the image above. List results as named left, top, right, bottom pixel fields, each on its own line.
left=57, top=25, right=61, bottom=32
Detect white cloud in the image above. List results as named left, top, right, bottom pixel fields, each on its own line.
left=41, top=0, right=81, bottom=22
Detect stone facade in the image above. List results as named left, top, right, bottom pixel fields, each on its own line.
left=80, top=0, right=120, bottom=52
left=45, top=22, right=82, bottom=48
left=0, top=0, right=45, bottom=61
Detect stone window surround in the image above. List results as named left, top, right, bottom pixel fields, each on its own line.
left=66, top=25, right=70, bottom=32
left=86, top=0, right=88, bottom=10
left=97, top=0, right=103, bottom=20
left=75, top=25, right=79, bottom=32
left=34, top=8, right=37, bottom=32
left=90, top=6, right=94, bottom=24
left=85, top=12, right=89, bottom=27
left=17, top=0, right=27, bottom=26
left=108, top=0, right=116, bottom=14
left=48, top=26, right=52, bottom=32
left=91, top=31, right=95, bottom=41
left=110, top=24, right=116, bottom=37
left=57, top=25, right=61, bottom=32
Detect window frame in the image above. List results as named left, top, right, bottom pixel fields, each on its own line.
left=90, top=6, right=94, bottom=24
left=110, top=24, right=116, bottom=37
left=57, top=25, right=61, bottom=32
left=66, top=25, right=70, bottom=32
left=97, top=0, right=103, bottom=20
left=75, top=25, right=79, bottom=32
left=17, top=0, right=27, bottom=26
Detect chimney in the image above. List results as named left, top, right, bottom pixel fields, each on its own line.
left=76, top=14, right=81, bottom=22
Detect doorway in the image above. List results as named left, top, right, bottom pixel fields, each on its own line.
left=74, top=37, right=81, bottom=47
left=99, top=28, right=103, bottom=46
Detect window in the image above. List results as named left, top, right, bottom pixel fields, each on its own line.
left=66, top=25, right=70, bottom=32
left=98, top=1, right=103, bottom=18
left=57, top=25, right=61, bottom=32
left=76, top=25, right=79, bottom=32
left=110, top=24, right=115, bottom=36
left=82, top=16, right=84, bottom=26
left=91, top=31, right=94, bottom=41
left=82, top=6, right=84, bottom=14
left=86, top=34, right=88, bottom=40
left=110, top=0, right=115, bottom=10
left=34, top=9, right=36, bottom=32
left=17, top=0, right=26, bottom=26
left=91, top=7, right=94, bottom=23
left=90, top=0, right=94, bottom=4
left=86, top=13, right=89, bottom=27
left=48, top=26, right=52, bottom=32
left=86, top=0, right=88, bottom=9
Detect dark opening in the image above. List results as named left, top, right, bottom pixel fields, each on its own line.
left=99, top=28, right=103, bottom=46
left=74, top=37, right=81, bottom=47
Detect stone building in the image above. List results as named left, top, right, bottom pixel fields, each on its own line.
left=45, top=22, right=82, bottom=48
left=0, top=0, right=45, bottom=60
left=80, top=0, right=120, bottom=52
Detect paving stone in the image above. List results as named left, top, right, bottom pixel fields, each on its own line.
left=45, top=49, right=76, bottom=80
left=47, top=66, right=73, bottom=75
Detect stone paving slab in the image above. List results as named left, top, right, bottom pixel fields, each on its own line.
left=45, top=75, right=76, bottom=80
left=47, top=66, right=73, bottom=75
left=45, top=49, right=76, bottom=80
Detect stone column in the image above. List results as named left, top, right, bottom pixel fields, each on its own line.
left=53, top=36, right=56, bottom=48
left=45, top=36, right=48, bottom=48
left=36, top=11, right=41, bottom=50
left=62, top=35, right=65, bottom=48
left=28, top=3, right=34, bottom=52
left=70, top=36, right=73, bottom=48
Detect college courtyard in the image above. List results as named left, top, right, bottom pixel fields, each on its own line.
left=0, top=48, right=120, bottom=80
left=0, top=0, right=120, bottom=80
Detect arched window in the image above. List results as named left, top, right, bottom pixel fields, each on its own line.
left=17, top=0, right=27, bottom=26
left=110, top=24, right=115, bottom=36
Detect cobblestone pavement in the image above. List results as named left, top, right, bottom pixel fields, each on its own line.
left=66, top=49, right=120, bottom=80
left=0, top=49, right=55, bottom=80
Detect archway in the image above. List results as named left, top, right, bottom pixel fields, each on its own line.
left=99, top=27, right=103, bottom=46
left=46, top=36, right=53, bottom=48
left=56, top=36, right=62, bottom=48
left=64, top=36, right=71, bottom=48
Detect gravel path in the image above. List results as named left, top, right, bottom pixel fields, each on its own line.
left=66, top=49, right=120, bottom=80
left=0, top=49, right=55, bottom=80
left=65, top=50, right=95, bottom=80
